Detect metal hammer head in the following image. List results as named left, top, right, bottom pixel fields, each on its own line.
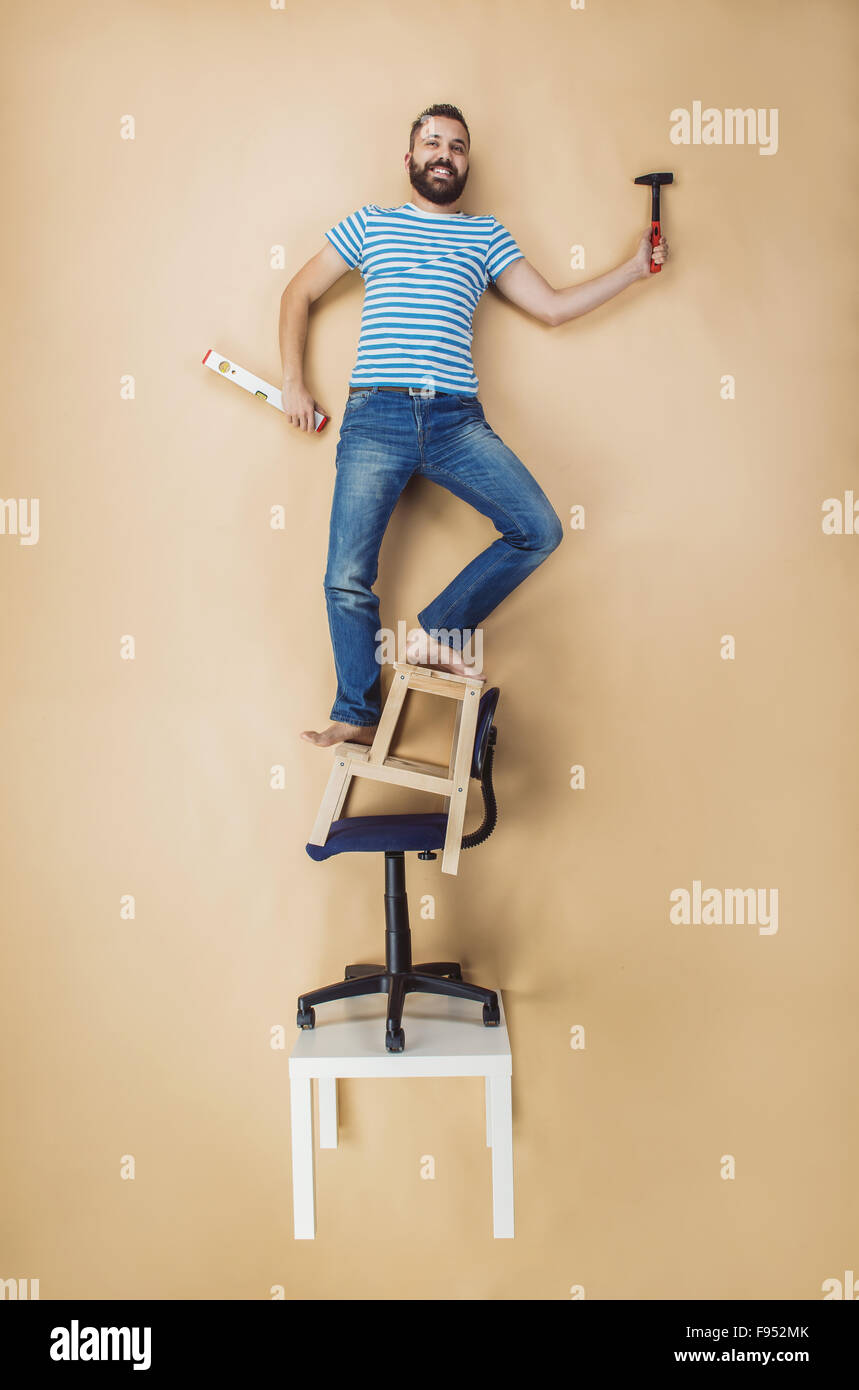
left=634, top=171, right=674, bottom=219
left=634, top=171, right=674, bottom=188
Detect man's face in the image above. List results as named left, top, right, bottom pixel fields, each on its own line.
left=406, top=117, right=469, bottom=205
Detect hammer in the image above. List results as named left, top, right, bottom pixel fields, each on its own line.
left=634, top=171, right=673, bottom=273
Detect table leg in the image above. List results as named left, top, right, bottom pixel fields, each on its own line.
left=488, top=1074, right=514, bottom=1239
left=485, top=1075, right=492, bottom=1147
left=318, top=1076, right=338, bottom=1149
left=290, top=1076, right=316, bottom=1239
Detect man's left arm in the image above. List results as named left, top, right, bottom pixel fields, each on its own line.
left=493, top=227, right=669, bottom=327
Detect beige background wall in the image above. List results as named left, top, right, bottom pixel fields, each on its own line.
left=1, top=0, right=855, bottom=1299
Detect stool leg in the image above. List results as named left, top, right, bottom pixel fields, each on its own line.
left=308, top=757, right=353, bottom=845
left=367, top=667, right=411, bottom=765
left=331, top=765, right=354, bottom=821
left=441, top=698, right=464, bottom=816
left=441, top=685, right=481, bottom=875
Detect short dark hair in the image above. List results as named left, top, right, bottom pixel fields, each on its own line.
left=409, top=104, right=470, bottom=152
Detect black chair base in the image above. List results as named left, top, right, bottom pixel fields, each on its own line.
left=297, top=851, right=500, bottom=1052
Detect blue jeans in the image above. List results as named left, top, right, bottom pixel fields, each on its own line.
left=323, top=386, right=564, bottom=726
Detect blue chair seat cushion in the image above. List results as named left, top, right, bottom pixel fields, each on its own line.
left=306, top=812, right=449, bottom=861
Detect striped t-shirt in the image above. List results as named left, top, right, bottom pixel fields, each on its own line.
left=324, top=201, right=525, bottom=396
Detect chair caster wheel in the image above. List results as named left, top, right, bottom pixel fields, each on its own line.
left=297, top=1006, right=315, bottom=1029
left=386, top=1027, right=405, bottom=1053
left=483, top=1001, right=500, bottom=1026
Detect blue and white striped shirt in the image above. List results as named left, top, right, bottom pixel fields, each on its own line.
left=324, top=201, right=525, bottom=396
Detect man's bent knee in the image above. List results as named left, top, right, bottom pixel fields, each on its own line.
left=533, top=511, right=564, bottom=555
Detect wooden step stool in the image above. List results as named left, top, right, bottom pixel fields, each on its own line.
left=307, top=662, right=486, bottom=876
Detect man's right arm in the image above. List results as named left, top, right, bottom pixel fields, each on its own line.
left=279, top=241, right=352, bottom=431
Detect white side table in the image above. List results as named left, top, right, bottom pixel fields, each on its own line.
left=289, top=986, right=514, bottom=1239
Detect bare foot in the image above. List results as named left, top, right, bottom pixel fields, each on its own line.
left=404, top=626, right=486, bottom=681
left=300, top=721, right=378, bottom=748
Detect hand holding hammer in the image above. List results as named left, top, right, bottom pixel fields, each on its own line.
left=633, top=170, right=673, bottom=276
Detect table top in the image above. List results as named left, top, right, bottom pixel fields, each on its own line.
left=289, top=985, right=511, bottom=1079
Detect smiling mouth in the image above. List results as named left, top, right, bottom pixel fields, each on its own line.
left=430, top=166, right=453, bottom=178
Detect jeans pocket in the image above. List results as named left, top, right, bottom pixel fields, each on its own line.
left=340, top=392, right=371, bottom=436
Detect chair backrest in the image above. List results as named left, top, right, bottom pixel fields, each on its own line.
left=471, top=686, right=500, bottom=780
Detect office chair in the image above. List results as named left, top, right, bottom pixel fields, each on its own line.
left=300, top=685, right=502, bottom=1052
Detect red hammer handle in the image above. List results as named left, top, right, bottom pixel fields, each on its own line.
left=650, top=219, right=662, bottom=273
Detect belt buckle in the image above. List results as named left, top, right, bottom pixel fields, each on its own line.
left=409, top=384, right=435, bottom=398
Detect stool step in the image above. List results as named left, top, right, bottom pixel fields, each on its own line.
left=331, top=741, right=371, bottom=760
left=392, top=660, right=484, bottom=683
left=384, top=753, right=450, bottom=779
left=392, top=661, right=485, bottom=699
left=332, top=745, right=448, bottom=781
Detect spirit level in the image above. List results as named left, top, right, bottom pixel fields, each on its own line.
left=202, top=348, right=328, bottom=431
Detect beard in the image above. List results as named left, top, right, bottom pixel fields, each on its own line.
left=408, top=156, right=468, bottom=206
